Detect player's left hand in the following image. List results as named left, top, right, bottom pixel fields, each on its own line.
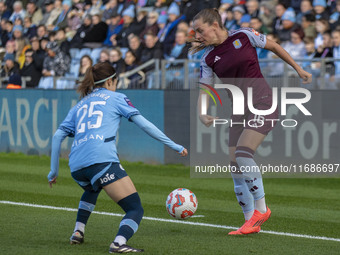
left=199, top=114, right=218, bottom=127
left=298, top=69, right=312, bottom=84
left=49, top=177, right=57, bottom=188
left=179, top=148, right=188, bottom=157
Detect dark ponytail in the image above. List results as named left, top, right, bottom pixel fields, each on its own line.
left=77, top=62, right=116, bottom=98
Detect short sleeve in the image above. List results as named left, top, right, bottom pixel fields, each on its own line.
left=199, top=47, right=214, bottom=85
left=116, top=94, right=140, bottom=120
left=242, top=28, right=267, bottom=49
left=59, top=106, right=76, bottom=137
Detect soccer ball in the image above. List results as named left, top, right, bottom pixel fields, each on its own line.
left=166, top=188, right=198, bottom=220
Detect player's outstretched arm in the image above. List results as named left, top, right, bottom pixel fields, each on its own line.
left=48, top=128, right=69, bottom=187
left=130, top=114, right=187, bottom=157
left=264, top=38, right=312, bottom=84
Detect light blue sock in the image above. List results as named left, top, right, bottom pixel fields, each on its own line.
left=230, top=161, right=254, bottom=220
left=235, top=146, right=265, bottom=203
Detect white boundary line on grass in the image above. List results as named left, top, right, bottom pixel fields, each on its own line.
left=1, top=200, right=340, bottom=243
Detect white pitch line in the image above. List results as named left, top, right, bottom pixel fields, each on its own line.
left=1, top=200, right=340, bottom=243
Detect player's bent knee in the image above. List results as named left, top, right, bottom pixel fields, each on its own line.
left=235, top=146, right=255, bottom=160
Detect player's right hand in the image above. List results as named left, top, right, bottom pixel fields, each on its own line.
left=298, top=69, right=312, bottom=84
left=199, top=115, right=218, bottom=127
left=49, top=177, right=57, bottom=188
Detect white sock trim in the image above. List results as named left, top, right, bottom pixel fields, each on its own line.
left=114, top=235, right=127, bottom=246
left=255, top=197, right=267, bottom=214
left=244, top=210, right=254, bottom=221
left=74, top=222, right=85, bottom=233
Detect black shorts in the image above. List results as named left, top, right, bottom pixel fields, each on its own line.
left=71, top=162, right=128, bottom=192
left=229, top=103, right=279, bottom=147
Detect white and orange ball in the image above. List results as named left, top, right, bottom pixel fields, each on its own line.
left=166, top=188, right=198, bottom=220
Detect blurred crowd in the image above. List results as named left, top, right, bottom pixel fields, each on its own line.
left=1, top=0, right=340, bottom=89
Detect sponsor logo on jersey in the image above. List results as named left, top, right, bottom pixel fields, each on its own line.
left=214, top=56, right=221, bottom=63
left=233, top=39, right=242, bottom=49
left=124, top=97, right=135, bottom=108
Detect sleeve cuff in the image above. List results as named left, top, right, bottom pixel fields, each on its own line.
left=127, top=111, right=140, bottom=122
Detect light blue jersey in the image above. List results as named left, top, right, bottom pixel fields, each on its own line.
left=48, top=87, right=184, bottom=182
left=60, top=88, right=139, bottom=172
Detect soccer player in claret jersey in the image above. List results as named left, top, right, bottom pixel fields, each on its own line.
left=47, top=62, right=188, bottom=253
left=192, top=9, right=312, bottom=235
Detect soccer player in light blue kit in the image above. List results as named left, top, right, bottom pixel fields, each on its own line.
left=48, top=62, right=188, bottom=253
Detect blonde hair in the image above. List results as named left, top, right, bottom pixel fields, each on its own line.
left=110, top=48, right=123, bottom=58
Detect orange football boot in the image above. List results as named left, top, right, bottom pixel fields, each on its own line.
left=228, top=220, right=261, bottom=235
left=240, top=206, right=271, bottom=234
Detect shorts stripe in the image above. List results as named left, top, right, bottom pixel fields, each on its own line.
left=91, top=163, right=112, bottom=186
left=78, top=180, right=90, bottom=187
left=119, top=219, right=138, bottom=233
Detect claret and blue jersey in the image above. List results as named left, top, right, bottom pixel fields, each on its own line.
left=200, top=28, right=267, bottom=80
left=59, top=88, right=140, bottom=172
left=200, top=28, right=273, bottom=106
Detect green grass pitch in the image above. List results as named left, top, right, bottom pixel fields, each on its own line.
left=0, top=153, right=340, bottom=255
